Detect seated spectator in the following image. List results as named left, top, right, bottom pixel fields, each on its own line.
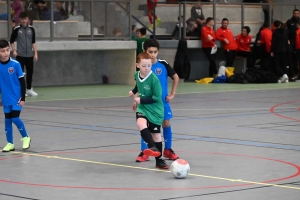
left=236, top=26, right=252, bottom=70
left=172, top=16, right=185, bottom=39
left=113, top=28, right=122, bottom=37
left=33, top=0, right=63, bottom=21
left=189, top=0, right=205, bottom=37
left=11, top=0, right=23, bottom=26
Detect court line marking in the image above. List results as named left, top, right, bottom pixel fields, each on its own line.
left=23, top=106, right=299, bottom=111
left=11, top=151, right=300, bottom=191
left=25, top=86, right=300, bottom=103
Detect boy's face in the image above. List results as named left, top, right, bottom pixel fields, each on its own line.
left=0, top=46, right=10, bottom=62
left=20, top=17, right=29, bottom=27
left=145, top=47, right=159, bottom=63
left=136, top=31, right=141, bottom=38
left=137, top=58, right=152, bottom=76
left=242, top=28, right=248, bottom=36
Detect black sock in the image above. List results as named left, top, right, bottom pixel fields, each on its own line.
left=140, top=128, right=155, bottom=148
left=155, top=142, right=162, bottom=160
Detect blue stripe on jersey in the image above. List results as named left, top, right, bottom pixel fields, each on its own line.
left=151, top=60, right=169, bottom=105
left=0, top=58, right=24, bottom=106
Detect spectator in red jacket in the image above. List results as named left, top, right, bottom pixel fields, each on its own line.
left=236, top=26, right=252, bottom=70
left=258, top=23, right=272, bottom=71
left=216, top=18, right=238, bottom=67
left=201, top=17, right=218, bottom=77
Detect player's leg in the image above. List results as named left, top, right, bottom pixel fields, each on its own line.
left=11, top=105, right=31, bottom=150
left=162, top=105, right=179, bottom=160
left=25, top=57, right=38, bottom=96
left=136, top=112, right=160, bottom=157
left=149, top=122, right=169, bottom=169
left=2, top=106, right=15, bottom=152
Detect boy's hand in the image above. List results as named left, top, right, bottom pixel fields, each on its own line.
left=166, top=94, right=175, bottom=102
left=128, top=91, right=134, bottom=97
left=134, top=97, right=140, bottom=104
left=132, top=102, right=137, bottom=112
left=13, top=50, right=17, bottom=57
left=19, top=101, right=25, bottom=106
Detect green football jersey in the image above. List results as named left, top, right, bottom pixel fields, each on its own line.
left=136, top=37, right=148, bottom=56
left=134, top=71, right=164, bottom=125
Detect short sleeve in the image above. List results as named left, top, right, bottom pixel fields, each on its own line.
left=16, top=62, right=24, bottom=78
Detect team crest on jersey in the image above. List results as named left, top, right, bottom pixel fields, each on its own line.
left=8, top=67, right=14, bottom=74
left=155, top=68, right=162, bottom=75
left=144, top=85, right=150, bottom=90
left=27, top=30, right=32, bottom=35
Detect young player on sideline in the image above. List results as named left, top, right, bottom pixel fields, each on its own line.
left=130, top=39, right=179, bottom=163
left=0, top=40, right=31, bottom=152
left=130, top=52, right=168, bottom=169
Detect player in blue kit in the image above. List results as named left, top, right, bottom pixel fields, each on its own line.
left=130, top=39, right=180, bottom=162
left=0, top=40, right=31, bottom=152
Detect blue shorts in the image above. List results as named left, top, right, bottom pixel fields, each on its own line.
left=3, top=104, right=23, bottom=113
left=164, top=104, right=173, bottom=120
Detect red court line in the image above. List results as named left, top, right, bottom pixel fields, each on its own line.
left=0, top=151, right=299, bottom=191
left=270, top=100, right=300, bottom=122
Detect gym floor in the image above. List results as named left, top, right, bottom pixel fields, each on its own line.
left=0, top=82, right=300, bottom=200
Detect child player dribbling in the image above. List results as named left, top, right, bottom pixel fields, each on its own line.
left=130, top=39, right=180, bottom=163
left=0, top=39, right=31, bottom=152
left=129, top=52, right=169, bottom=169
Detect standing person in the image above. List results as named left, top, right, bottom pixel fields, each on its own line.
left=135, top=27, right=147, bottom=58
left=0, top=40, right=31, bottom=152
left=130, top=39, right=180, bottom=163
left=190, top=1, right=206, bottom=36
left=201, top=17, right=218, bottom=77
left=10, top=12, right=38, bottom=97
left=286, top=9, right=300, bottom=79
left=236, top=26, right=252, bottom=70
left=216, top=18, right=238, bottom=68
left=270, top=20, right=289, bottom=83
left=257, top=23, right=272, bottom=71
left=296, top=20, right=300, bottom=80
left=147, top=0, right=161, bottom=28
left=129, top=52, right=168, bottom=169
left=131, top=25, right=137, bottom=40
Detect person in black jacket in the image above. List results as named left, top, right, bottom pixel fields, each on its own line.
left=270, top=20, right=289, bottom=83
left=286, top=9, right=300, bottom=79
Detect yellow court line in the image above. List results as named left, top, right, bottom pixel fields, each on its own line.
left=12, top=151, right=300, bottom=190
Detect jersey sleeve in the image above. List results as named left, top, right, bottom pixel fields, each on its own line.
left=10, top=27, right=19, bottom=43
left=30, top=27, right=36, bottom=44
left=215, top=28, right=225, bottom=42
left=161, top=60, right=176, bottom=78
left=16, top=62, right=24, bottom=78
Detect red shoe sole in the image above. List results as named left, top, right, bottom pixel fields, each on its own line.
left=156, top=165, right=169, bottom=169
left=143, top=149, right=161, bottom=157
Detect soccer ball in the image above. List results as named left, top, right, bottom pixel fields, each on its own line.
left=170, top=159, right=190, bottom=179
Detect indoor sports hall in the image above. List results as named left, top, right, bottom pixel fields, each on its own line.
left=0, top=83, right=299, bottom=200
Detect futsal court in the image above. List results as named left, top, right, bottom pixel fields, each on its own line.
left=0, top=82, right=300, bottom=200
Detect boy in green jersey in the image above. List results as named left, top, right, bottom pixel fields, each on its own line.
left=129, top=52, right=169, bottom=169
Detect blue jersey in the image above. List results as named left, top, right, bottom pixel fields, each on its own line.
left=0, top=58, right=24, bottom=106
left=151, top=59, right=176, bottom=105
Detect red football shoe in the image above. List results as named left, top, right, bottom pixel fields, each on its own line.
left=163, top=148, right=179, bottom=160
left=136, top=152, right=150, bottom=162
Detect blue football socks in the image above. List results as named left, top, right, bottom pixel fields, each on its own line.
left=163, top=126, right=172, bottom=149
left=141, top=138, right=148, bottom=151
left=5, top=118, right=13, bottom=144
left=12, top=117, right=28, bottom=138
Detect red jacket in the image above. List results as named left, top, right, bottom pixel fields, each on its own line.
left=236, top=34, right=252, bottom=51
left=216, top=27, right=238, bottom=50
left=260, top=28, right=272, bottom=53
left=201, top=25, right=215, bottom=48
left=296, top=28, right=300, bottom=50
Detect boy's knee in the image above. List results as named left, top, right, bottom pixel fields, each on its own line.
left=162, top=120, right=171, bottom=127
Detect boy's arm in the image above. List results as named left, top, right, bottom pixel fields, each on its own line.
left=163, top=61, right=179, bottom=102
left=19, top=77, right=26, bottom=103
left=139, top=79, right=162, bottom=104
left=31, top=28, right=38, bottom=61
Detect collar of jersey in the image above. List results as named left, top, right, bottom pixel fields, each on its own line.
left=138, top=71, right=152, bottom=82
left=0, top=57, right=10, bottom=65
